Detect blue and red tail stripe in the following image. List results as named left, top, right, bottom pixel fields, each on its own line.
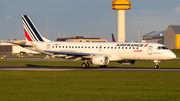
left=22, top=15, right=44, bottom=42
left=24, top=28, right=33, bottom=42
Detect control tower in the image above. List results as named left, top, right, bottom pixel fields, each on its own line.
left=112, top=0, right=131, bottom=42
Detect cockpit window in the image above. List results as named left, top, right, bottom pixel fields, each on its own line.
left=157, top=46, right=168, bottom=50
left=162, top=46, right=168, bottom=49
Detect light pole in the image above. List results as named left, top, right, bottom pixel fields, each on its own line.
left=46, top=13, right=49, bottom=39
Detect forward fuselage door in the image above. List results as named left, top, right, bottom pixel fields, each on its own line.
left=46, top=44, right=51, bottom=51
left=148, top=46, right=153, bottom=55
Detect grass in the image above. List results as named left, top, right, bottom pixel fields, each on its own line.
left=0, top=71, right=180, bottom=101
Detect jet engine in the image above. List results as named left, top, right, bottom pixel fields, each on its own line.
left=118, top=60, right=136, bottom=65
left=91, top=56, right=109, bottom=66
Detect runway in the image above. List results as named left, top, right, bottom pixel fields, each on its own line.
left=0, top=66, right=180, bottom=72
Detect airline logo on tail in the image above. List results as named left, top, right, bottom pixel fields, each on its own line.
left=22, top=15, right=50, bottom=42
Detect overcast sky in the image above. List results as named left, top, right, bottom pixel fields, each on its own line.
left=1, top=0, right=180, bottom=42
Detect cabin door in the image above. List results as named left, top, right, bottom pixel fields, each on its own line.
left=46, top=44, right=51, bottom=51
left=148, top=46, right=153, bottom=55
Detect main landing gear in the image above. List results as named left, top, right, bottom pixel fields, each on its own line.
left=81, top=61, right=90, bottom=68
left=154, top=60, right=160, bottom=69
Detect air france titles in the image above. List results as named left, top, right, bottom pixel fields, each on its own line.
left=116, top=43, right=145, bottom=53
left=116, top=44, right=144, bottom=47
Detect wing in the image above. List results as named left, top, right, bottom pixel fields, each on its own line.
left=44, top=50, right=111, bottom=61
left=44, top=51, right=91, bottom=56
left=44, top=50, right=92, bottom=60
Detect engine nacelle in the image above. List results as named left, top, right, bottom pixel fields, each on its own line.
left=118, top=60, right=136, bottom=65
left=91, top=56, right=109, bottom=66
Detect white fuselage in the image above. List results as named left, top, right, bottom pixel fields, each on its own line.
left=33, top=42, right=176, bottom=61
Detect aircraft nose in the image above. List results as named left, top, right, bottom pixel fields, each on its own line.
left=169, top=52, right=177, bottom=59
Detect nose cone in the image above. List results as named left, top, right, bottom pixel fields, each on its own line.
left=169, top=52, right=177, bottom=59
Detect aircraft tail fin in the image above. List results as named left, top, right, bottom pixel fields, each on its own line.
left=22, top=15, right=51, bottom=42
left=111, top=33, right=116, bottom=42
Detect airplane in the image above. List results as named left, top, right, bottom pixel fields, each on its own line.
left=21, top=15, right=176, bottom=68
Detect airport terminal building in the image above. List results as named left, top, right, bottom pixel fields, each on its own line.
left=142, top=25, right=180, bottom=49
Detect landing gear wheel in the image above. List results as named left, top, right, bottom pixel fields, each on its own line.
left=81, top=63, right=90, bottom=68
left=100, top=65, right=107, bottom=68
left=154, top=65, right=159, bottom=69
left=154, top=60, right=160, bottom=69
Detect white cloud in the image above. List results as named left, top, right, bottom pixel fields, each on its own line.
left=175, top=6, right=180, bottom=14
left=5, top=15, right=12, bottom=19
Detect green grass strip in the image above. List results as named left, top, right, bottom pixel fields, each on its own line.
left=0, top=71, right=179, bottom=101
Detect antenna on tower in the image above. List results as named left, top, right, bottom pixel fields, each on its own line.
left=61, top=30, right=62, bottom=38
left=46, top=13, right=49, bottom=39
left=89, top=31, right=90, bottom=38
left=138, top=27, right=140, bottom=43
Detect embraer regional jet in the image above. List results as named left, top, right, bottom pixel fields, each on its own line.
left=20, top=15, right=176, bottom=68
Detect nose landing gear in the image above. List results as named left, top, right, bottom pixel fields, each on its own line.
left=154, top=60, right=160, bottom=69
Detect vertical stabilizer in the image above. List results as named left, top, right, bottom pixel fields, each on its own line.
left=111, top=33, right=116, bottom=42
left=22, top=15, right=51, bottom=42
